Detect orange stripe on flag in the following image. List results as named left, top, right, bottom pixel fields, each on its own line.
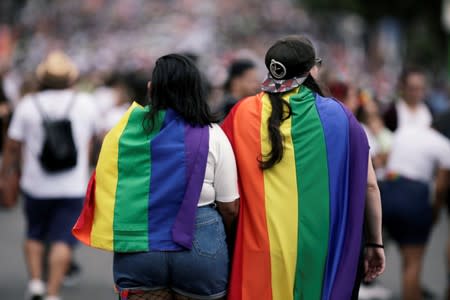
left=72, top=171, right=96, bottom=246
left=225, top=94, right=273, bottom=300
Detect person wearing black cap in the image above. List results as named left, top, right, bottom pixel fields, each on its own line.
left=221, top=36, right=385, bottom=300
left=220, top=58, right=260, bottom=120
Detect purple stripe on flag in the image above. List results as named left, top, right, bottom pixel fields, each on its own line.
left=171, top=125, right=209, bottom=249
left=330, top=107, right=369, bottom=299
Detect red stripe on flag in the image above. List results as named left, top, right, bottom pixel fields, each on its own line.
left=72, top=171, right=96, bottom=246
left=223, top=94, right=273, bottom=300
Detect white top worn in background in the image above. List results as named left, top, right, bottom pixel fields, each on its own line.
left=8, top=89, right=99, bottom=198
left=387, top=126, right=450, bottom=183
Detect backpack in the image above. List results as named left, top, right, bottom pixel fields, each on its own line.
left=34, top=94, right=78, bottom=173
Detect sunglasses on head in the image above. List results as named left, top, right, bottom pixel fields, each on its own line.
left=315, top=58, right=323, bottom=68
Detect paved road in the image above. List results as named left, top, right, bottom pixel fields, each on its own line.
left=378, top=211, right=448, bottom=300
left=0, top=200, right=448, bottom=299
left=0, top=200, right=115, bottom=300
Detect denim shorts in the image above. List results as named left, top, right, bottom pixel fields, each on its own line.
left=23, top=193, right=83, bottom=247
left=113, top=206, right=229, bottom=299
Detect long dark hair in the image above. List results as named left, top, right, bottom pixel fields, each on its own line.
left=144, top=54, right=216, bottom=131
left=260, top=36, right=325, bottom=169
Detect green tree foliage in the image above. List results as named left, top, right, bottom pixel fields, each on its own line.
left=299, top=0, right=446, bottom=70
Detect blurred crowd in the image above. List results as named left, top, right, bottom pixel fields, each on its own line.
left=2, top=0, right=442, bottom=107
left=0, top=0, right=449, bottom=300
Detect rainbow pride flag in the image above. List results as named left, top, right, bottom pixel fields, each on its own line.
left=72, top=103, right=209, bottom=252
left=222, top=87, right=369, bottom=300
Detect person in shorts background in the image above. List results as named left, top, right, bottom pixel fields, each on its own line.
left=432, top=109, right=450, bottom=300
left=0, top=51, right=99, bottom=300
left=381, top=124, right=450, bottom=300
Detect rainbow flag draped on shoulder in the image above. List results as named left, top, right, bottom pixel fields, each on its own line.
left=221, top=87, right=369, bottom=300
left=72, top=102, right=209, bottom=252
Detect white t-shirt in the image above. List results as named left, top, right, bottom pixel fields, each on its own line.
left=198, top=124, right=239, bottom=206
left=8, top=89, right=100, bottom=198
left=387, top=127, right=450, bottom=182
left=396, top=100, right=432, bottom=129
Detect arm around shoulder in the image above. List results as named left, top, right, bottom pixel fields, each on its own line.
left=212, top=124, right=240, bottom=244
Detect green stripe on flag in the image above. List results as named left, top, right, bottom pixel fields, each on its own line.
left=113, top=107, right=165, bottom=251
left=290, top=88, right=330, bottom=300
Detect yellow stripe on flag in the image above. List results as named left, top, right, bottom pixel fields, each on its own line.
left=261, top=93, right=299, bottom=300
left=91, top=103, right=139, bottom=250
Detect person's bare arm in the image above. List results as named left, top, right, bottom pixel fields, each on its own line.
left=433, top=169, right=449, bottom=224
left=364, top=156, right=385, bottom=281
left=365, top=157, right=383, bottom=245
left=1, top=138, right=22, bottom=177
left=216, top=199, right=239, bottom=240
left=0, top=138, right=22, bottom=207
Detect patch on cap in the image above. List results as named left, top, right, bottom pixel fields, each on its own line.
left=261, top=74, right=307, bottom=93
left=269, top=59, right=287, bottom=79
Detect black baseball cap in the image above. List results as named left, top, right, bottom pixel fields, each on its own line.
left=264, top=36, right=317, bottom=80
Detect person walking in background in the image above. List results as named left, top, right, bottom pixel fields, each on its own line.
left=381, top=124, right=450, bottom=300
left=329, top=81, right=394, bottom=181
left=381, top=65, right=445, bottom=300
left=432, top=110, right=450, bottom=300
left=328, top=80, right=360, bottom=115
left=97, top=72, right=134, bottom=135
left=0, top=75, right=12, bottom=151
left=222, top=36, right=385, bottom=300
left=219, top=58, right=260, bottom=119
left=0, top=51, right=99, bottom=300
left=329, top=81, right=393, bottom=299
left=383, top=67, right=432, bottom=132
left=352, top=89, right=393, bottom=181
left=73, top=54, right=239, bottom=300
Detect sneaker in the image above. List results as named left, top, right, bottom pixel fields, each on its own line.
left=62, top=261, right=81, bottom=287
left=25, top=279, right=45, bottom=300
left=358, top=283, right=392, bottom=299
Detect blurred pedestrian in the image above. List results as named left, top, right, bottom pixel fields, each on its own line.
left=358, top=91, right=394, bottom=181
left=330, top=82, right=393, bottom=299
left=219, top=58, right=260, bottom=119
left=222, top=36, right=385, bottom=300
left=328, top=80, right=360, bottom=114
left=73, top=54, right=239, bottom=300
left=381, top=124, right=450, bottom=300
left=383, top=67, right=432, bottom=132
left=432, top=110, right=450, bottom=300
left=97, top=72, right=134, bottom=135
left=0, top=75, right=11, bottom=155
left=0, top=51, right=99, bottom=300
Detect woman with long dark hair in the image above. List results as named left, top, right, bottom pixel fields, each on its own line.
left=73, top=54, right=239, bottom=300
left=221, top=36, right=385, bottom=300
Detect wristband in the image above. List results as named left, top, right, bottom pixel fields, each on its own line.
left=365, top=243, right=384, bottom=249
